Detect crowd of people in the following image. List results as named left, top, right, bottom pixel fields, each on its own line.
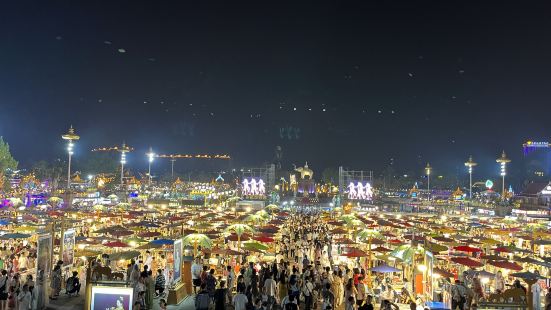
left=186, top=210, right=551, bottom=310
left=191, top=212, right=410, bottom=310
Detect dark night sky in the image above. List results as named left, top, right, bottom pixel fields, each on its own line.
left=1, top=1, right=551, bottom=178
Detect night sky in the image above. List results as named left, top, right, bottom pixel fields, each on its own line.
left=1, top=1, right=551, bottom=177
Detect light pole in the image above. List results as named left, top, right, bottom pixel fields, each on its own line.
left=464, top=156, right=477, bottom=199
left=496, top=151, right=511, bottom=199
left=61, top=126, right=80, bottom=189
left=425, top=163, right=432, bottom=201
left=170, top=157, right=176, bottom=179
left=146, top=147, right=155, bottom=186
left=118, top=142, right=132, bottom=186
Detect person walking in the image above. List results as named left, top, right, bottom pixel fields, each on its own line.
left=214, top=281, right=228, bottom=310
left=16, top=285, right=31, bottom=310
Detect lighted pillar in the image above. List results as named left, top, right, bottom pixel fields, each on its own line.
left=147, top=147, right=156, bottom=186
left=425, top=163, right=432, bottom=201
left=171, top=157, right=176, bottom=179
left=118, top=142, right=131, bottom=186
left=464, top=156, right=477, bottom=199
left=61, top=126, right=80, bottom=189
left=496, top=151, right=511, bottom=199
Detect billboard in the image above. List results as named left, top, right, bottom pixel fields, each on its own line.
left=173, top=239, right=183, bottom=283
left=347, top=182, right=373, bottom=200
left=242, top=178, right=266, bottom=196
left=62, top=230, right=76, bottom=268
left=91, top=286, right=133, bottom=310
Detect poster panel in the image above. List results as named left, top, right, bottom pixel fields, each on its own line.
left=91, top=286, right=133, bottom=310
left=173, top=239, right=183, bottom=283
left=62, top=229, right=76, bottom=267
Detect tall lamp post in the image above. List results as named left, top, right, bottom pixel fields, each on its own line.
left=496, top=151, right=511, bottom=199
left=425, top=163, right=432, bottom=201
left=464, top=156, right=477, bottom=199
left=146, top=147, right=155, bottom=186
left=61, top=126, right=80, bottom=189
left=118, top=142, right=132, bottom=186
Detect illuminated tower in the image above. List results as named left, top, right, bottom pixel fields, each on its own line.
left=118, top=142, right=132, bottom=186
left=496, top=151, right=511, bottom=199
left=425, top=163, right=432, bottom=201
left=464, top=156, right=477, bottom=199
left=61, top=126, right=80, bottom=189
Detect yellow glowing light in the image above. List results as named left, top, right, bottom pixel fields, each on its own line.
left=417, top=265, right=427, bottom=272
left=481, top=277, right=490, bottom=284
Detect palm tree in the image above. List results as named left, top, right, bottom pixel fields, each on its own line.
left=226, top=223, right=254, bottom=251
left=182, top=233, right=212, bottom=257
left=357, top=228, right=383, bottom=287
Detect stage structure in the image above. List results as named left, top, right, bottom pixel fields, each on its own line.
left=241, top=164, right=275, bottom=199
left=338, top=166, right=374, bottom=200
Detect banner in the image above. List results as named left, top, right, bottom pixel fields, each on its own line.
left=173, top=239, right=183, bottom=283
left=37, top=234, right=52, bottom=278
left=91, top=286, right=133, bottom=310
left=36, top=234, right=52, bottom=310
left=62, top=230, right=76, bottom=268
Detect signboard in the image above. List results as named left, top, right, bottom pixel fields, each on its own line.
left=36, top=234, right=52, bottom=310
left=173, top=239, right=183, bottom=283
left=91, top=286, right=133, bottom=310
left=485, top=180, right=494, bottom=190
left=347, top=182, right=373, bottom=200
left=62, top=230, right=76, bottom=268
left=242, top=178, right=266, bottom=196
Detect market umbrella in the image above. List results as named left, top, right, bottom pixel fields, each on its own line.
left=450, top=257, right=483, bottom=268
left=109, top=230, right=133, bottom=237
left=335, top=238, right=357, bottom=245
left=136, top=242, right=163, bottom=250
left=372, top=246, right=391, bottom=253
left=139, top=231, right=162, bottom=238
left=104, top=241, right=129, bottom=248
left=151, top=239, right=174, bottom=245
left=481, top=254, right=507, bottom=261
left=453, top=245, right=482, bottom=253
left=108, top=250, right=141, bottom=261
left=0, top=220, right=10, bottom=226
left=242, top=242, right=269, bottom=252
left=0, top=233, right=31, bottom=239
left=182, top=233, right=213, bottom=256
left=226, top=224, right=255, bottom=251
left=510, top=271, right=547, bottom=280
left=75, top=249, right=101, bottom=257
left=228, top=233, right=251, bottom=242
left=487, top=260, right=523, bottom=271
left=370, top=265, right=401, bottom=273
left=480, top=238, right=501, bottom=245
left=330, top=228, right=348, bottom=235
left=342, top=248, right=367, bottom=258
left=432, top=236, right=455, bottom=243
left=426, top=242, right=448, bottom=253
left=252, top=236, right=274, bottom=243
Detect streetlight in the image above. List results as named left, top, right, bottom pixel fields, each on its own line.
left=425, top=163, right=432, bottom=201
left=170, top=157, right=176, bottom=179
left=464, top=156, right=477, bottom=199
left=146, top=147, right=155, bottom=186
left=118, top=142, right=132, bottom=186
left=61, top=126, right=80, bottom=189
left=496, top=151, right=511, bottom=199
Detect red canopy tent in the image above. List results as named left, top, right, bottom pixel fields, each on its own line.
left=450, top=257, right=483, bottom=268
left=453, top=245, right=482, bottom=253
